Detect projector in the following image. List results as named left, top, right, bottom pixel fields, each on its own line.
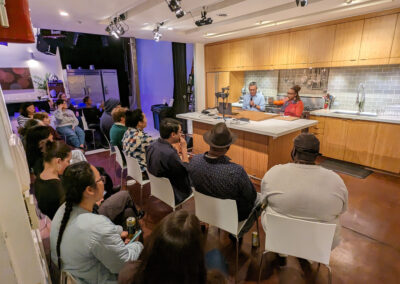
left=296, top=0, right=308, bottom=7
left=195, top=17, right=213, bottom=27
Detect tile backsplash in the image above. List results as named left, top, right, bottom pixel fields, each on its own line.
left=242, top=65, right=400, bottom=112
left=327, top=65, right=400, bottom=112
left=243, top=71, right=279, bottom=97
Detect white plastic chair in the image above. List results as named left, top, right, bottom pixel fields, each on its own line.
left=60, top=270, right=78, bottom=284
left=193, top=189, right=259, bottom=283
left=258, top=213, right=336, bottom=284
left=81, top=111, right=96, bottom=149
left=114, top=146, right=127, bottom=186
left=146, top=170, right=193, bottom=211
left=124, top=153, right=150, bottom=204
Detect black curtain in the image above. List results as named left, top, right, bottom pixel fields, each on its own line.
left=58, top=33, right=131, bottom=107
left=171, top=42, right=188, bottom=114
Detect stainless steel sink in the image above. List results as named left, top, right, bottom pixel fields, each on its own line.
left=332, top=110, right=377, bottom=117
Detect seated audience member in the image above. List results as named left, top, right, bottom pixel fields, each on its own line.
left=82, top=96, right=103, bottom=125
left=58, top=93, right=78, bottom=114
left=18, top=118, right=41, bottom=146
left=261, top=133, right=348, bottom=248
left=122, top=109, right=153, bottom=174
left=50, top=162, right=143, bottom=283
left=188, top=123, right=257, bottom=222
left=17, top=102, right=36, bottom=127
left=110, top=107, right=128, bottom=150
left=33, top=112, right=63, bottom=141
left=54, top=99, right=85, bottom=149
left=145, top=118, right=191, bottom=204
left=100, top=98, right=121, bottom=138
left=35, top=141, right=142, bottom=222
left=118, top=210, right=226, bottom=284
left=25, top=125, right=53, bottom=175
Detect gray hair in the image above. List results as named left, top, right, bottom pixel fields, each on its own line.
left=249, top=82, right=257, bottom=88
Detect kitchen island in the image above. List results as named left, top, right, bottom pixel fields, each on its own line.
left=177, top=112, right=317, bottom=182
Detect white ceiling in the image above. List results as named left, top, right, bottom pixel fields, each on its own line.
left=29, top=0, right=400, bottom=43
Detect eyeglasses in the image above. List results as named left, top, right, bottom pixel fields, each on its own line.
left=96, top=176, right=106, bottom=184
left=287, top=92, right=296, bottom=95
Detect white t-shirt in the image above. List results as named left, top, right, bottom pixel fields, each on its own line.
left=261, top=163, right=348, bottom=248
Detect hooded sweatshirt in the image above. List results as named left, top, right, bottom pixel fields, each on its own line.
left=100, top=98, right=120, bottom=138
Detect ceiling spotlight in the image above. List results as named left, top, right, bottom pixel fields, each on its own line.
left=59, top=11, right=69, bottom=17
left=105, top=14, right=129, bottom=39
left=296, top=0, right=308, bottom=7
left=195, top=7, right=213, bottom=27
left=166, top=0, right=185, bottom=18
left=153, top=22, right=164, bottom=42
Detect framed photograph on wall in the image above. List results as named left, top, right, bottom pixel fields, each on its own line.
left=0, top=68, right=34, bottom=90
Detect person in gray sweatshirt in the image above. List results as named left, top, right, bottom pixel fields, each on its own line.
left=54, top=99, right=85, bottom=148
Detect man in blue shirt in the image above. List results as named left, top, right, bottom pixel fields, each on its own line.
left=242, top=82, right=266, bottom=112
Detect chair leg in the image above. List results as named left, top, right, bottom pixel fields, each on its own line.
left=258, top=251, right=267, bottom=284
left=327, top=265, right=332, bottom=284
left=236, top=236, right=239, bottom=284
left=140, top=185, right=143, bottom=206
left=92, top=131, right=95, bottom=149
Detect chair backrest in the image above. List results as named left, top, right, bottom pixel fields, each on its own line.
left=60, top=271, right=78, bottom=284
left=124, top=153, right=144, bottom=184
left=264, top=213, right=336, bottom=265
left=114, top=146, right=125, bottom=169
left=81, top=112, right=89, bottom=130
left=193, top=190, right=239, bottom=235
left=147, top=170, right=176, bottom=208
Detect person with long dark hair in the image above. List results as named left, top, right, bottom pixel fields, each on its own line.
left=50, top=162, right=143, bottom=283
left=118, top=210, right=227, bottom=284
left=17, top=102, right=36, bottom=127
left=25, top=125, right=53, bottom=175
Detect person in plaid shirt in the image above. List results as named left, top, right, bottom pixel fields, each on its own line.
left=122, top=109, right=153, bottom=175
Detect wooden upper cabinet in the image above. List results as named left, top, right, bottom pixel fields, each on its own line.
left=322, top=117, right=348, bottom=160
left=390, top=14, right=400, bottom=64
left=359, top=14, right=397, bottom=64
left=287, top=30, right=310, bottom=68
left=332, top=20, right=364, bottom=66
left=253, top=36, right=272, bottom=68
left=205, top=43, right=229, bottom=71
left=229, top=39, right=253, bottom=69
left=270, top=33, right=289, bottom=67
left=204, top=45, right=215, bottom=71
left=308, top=25, right=336, bottom=67
left=371, top=123, right=400, bottom=173
left=344, top=120, right=377, bottom=166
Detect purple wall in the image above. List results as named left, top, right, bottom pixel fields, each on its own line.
left=136, top=39, right=193, bottom=133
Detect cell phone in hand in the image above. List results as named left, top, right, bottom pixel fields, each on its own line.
left=128, top=229, right=142, bottom=245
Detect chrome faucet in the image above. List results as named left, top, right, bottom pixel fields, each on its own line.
left=356, top=83, right=365, bottom=112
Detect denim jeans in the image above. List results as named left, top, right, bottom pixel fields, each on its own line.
left=57, top=125, right=85, bottom=148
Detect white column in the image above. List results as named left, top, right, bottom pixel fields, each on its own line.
left=193, top=43, right=205, bottom=112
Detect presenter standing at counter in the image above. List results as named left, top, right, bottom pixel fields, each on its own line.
left=274, top=85, right=304, bottom=118
left=242, top=82, right=266, bottom=112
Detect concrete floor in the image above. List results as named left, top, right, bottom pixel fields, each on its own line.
left=80, top=151, right=400, bottom=283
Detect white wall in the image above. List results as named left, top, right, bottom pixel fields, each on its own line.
left=0, top=40, right=63, bottom=102
left=194, top=43, right=205, bottom=112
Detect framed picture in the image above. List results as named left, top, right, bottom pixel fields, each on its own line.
left=0, top=68, right=34, bottom=90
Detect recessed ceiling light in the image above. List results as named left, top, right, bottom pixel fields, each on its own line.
left=344, top=0, right=353, bottom=4
left=217, top=13, right=228, bottom=17
left=168, top=27, right=173, bottom=30
left=59, top=11, right=69, bottom=17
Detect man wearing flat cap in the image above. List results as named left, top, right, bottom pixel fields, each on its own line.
left=260, top=133, right=348, bottom=248
left=188, top=122, right=257, bottom=222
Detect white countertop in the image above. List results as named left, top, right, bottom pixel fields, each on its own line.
left=310, top=109, right=400, bottom=125
left=177, top=112, right=317, bottom=138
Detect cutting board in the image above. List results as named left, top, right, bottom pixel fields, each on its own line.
left=274, top=116, right=299, bottom=121
left=219, top=110, right=278, bottom=121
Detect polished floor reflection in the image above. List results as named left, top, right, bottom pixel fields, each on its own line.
left=83, top=152, right=400, bottom=283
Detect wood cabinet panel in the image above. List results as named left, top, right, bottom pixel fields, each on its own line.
left=270, top=33, right=289, bottom=67
left=308, top=25, right=336, bottom=66
left=322, top=118, right=348, bottom=160
left=344, top=120, right=377, bottom=166
left=390, top=14, right=400, bottom=60
left=229, top=39, right=253, bottom=69
left=359, top=14, right=397, bottom=62
left=242, top=132, right=269, bottom=179
left=332, top=20, right=364, bottom=64
left=205, top=72, right=230, bottom=108
left=371, top=123, right=400, bottom=173
left=288, top=30, right=310, bottom=68
left=253, top=36, right=273, bottom=68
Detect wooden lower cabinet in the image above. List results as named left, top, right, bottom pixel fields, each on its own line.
left=344, top=120, right=377, bottom=166
left=313, top=116, right=400, bottom=173
left=371, top=123, right=400, bottom=173
left=322, top=118, right=348, bottom=160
